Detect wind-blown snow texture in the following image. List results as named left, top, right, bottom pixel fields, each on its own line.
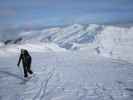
left=0, top=24, right=133, bottom=100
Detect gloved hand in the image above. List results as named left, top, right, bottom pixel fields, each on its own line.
left=17, top=64, right=19, bottom=67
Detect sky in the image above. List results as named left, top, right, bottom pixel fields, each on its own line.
left=0, top=0, right=133, bottom=31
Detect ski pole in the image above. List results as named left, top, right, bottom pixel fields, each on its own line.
left=18, top=65, right=23, bottom=76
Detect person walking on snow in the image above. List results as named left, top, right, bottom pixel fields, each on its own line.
left=17, top=49, right=33, bottom=77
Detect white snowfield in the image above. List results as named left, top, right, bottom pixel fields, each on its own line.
left=0, top=24, right=133, bottom=100
left=0, top=51, right=133, bottom=100
left=0, top=43, right=66, bottom=57
left=95, top=25, right=133, bottom=62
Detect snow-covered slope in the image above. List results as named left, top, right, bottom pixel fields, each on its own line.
left=96, top=26, right=133, bottom=62
left=0, top=24, right=133, bottom=100
left=0, top=43, right=66, bottom=57
left=0, top=51, right=133, bottom=100
left=0, top=24, right=133, bottom=62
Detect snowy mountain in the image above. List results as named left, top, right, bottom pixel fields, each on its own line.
left=0, top=24, right=133, bottom=100
left=0, top=24, right=133, bottom=61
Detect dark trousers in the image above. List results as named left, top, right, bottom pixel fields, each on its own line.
left=23, top=61, right=33, bottom=77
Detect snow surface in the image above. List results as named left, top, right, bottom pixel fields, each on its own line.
left=0, top=24, right=133, bottom=100
left=96, top=25, right=133, bottom=62
left=0, top=51, right=133, bottom=100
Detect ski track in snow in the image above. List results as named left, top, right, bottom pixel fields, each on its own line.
left=0, top=51, right=133, bottom=100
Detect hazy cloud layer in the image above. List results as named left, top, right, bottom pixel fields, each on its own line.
left=0, top=0, right=133, bottom=33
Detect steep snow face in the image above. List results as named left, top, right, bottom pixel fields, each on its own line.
left=96, top=26, right=133, bottom=62
left=16, top=24, right=99, bottom=49
left=0, top=24, right=100, bottom=54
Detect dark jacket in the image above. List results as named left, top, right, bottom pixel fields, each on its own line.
left=18, top=50, right=31, bottom=66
